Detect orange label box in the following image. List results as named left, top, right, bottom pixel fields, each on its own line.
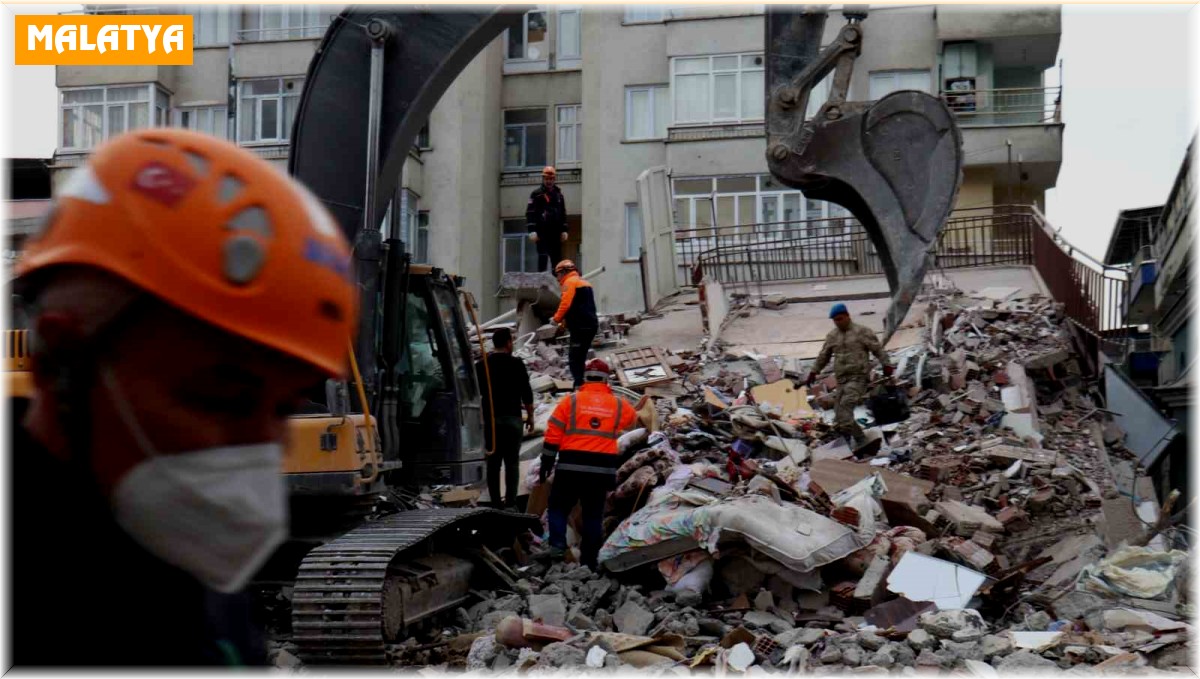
left=14, top=15, right=193, bottom=66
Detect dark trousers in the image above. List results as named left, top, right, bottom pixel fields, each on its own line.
left=567, top=327, right=597, bottom=388
left=536, top=238, right=562, bottom=272
left=486, top=416, right=524, bottom=509
left=547, top=469, right=615, bottom=569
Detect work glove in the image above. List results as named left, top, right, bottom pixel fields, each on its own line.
left=883, top=365, right=895, bottom=377
left=539, top=454, right=555, bottom=483
left=528, top=232, right=540, bottom=243
left=805, top=372, right=817, bottom=387
left=560, top=232, right=569, bottom=242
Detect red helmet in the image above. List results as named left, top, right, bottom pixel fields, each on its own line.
left=584, top=358, right=611, bottom=381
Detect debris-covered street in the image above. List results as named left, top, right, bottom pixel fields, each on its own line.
left=268, top=279, right=1193, bottom=674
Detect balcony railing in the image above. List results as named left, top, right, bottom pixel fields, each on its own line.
left=687, top=205, right=1128, bottom=345
left=940, top=86, right=1062, bottom=126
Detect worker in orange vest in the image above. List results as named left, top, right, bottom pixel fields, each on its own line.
left=551, top=259, right=598, bottom=389
left=538, top=358, right=640, bottom=569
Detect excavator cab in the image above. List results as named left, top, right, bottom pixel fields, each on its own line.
left=284, top=265, right=486, bottom=499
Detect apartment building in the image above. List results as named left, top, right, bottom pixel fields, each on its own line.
left=46, top=4, right=1063, bottom=318
left=1105, top=135, right=1195, bottom=390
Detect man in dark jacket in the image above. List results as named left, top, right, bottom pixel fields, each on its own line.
left=525, top=165, right=569, bottom=272
left=475, top=328, right=535, bottom=510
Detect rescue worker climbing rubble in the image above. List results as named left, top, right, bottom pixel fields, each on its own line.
left=538, top=359, right=641, bottom=569
left=807, top=302, right=893, bottom=450
left=10, top=129, right=357, bottom=666
left=551, top=259, right=599, bottom=389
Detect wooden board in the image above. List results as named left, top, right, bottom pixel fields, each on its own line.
left=609, top=346, right=678, bottom=389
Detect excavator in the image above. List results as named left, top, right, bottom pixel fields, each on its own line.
left=5, top=4, right=962, bottom=666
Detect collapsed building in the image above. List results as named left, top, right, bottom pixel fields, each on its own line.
left=269, top=259, right=1193, bottom=673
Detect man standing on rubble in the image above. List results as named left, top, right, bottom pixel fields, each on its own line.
left=10, top=130, right=357, bottom=665
left=551, top=259, right=599, bottom=389
left=526, top=165, right=569, bottom=272
left=476, top=328, right=536, bottom=510
left=807, top=303, right=893, bottom=450
left=538, top=359, right=640, bottom=569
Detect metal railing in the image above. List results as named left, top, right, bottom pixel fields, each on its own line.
left=681, top=206, right=1033, bottom=288
left=940, top=86, right=1062, bottom=126
left=1028, top=206, right=1128, bottom=339
left=689, top=204, right=1128, bottom=344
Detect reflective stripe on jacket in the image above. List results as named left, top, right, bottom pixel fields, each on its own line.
left=543, top=383, right=638, bottom=475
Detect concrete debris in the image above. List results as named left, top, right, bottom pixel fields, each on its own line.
left=275, top=286, right=1192, bottom=674
left=918, top=609, right=987, bottom=640
left=613, top=601, right=655, bottom=636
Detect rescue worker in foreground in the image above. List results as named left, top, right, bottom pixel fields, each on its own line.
left=475, top=327, right=535, bottom=510
left=525, top=165, right=569, bottom=272
left=551, top=259, right=599, bottom=389
left=806, top=303, right=893, bottom=450
left=538, top=359, right=640, bottom=569
left=11, top=129, right=357, bottom=666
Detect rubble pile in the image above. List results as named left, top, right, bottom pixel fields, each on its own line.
left=272, top=285, right=1193, bottom=673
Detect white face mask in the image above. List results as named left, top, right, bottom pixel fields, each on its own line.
left=101, top=366, right=288, bottom=594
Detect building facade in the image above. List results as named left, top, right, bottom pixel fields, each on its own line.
left=1102, top=135, right=1193, bottom=506
left=45, top=4, right=1063, bottom=318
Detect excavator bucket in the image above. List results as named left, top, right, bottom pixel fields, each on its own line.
left=765, top=6, right=964, bottom=343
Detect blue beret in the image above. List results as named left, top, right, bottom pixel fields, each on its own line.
left=829, top=303, right=849, bottom=318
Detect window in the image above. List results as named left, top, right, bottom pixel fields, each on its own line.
left=625, top=85, right=669, bottom=140
left=671, top=53, right=764, bottom=126
left=179, top=4, right=230, bottom=46
left=154, top=89, right=169, bottom=127
left=416, top=123, right=430, bottom=149
left=507, top=9, right=548, bottom=61
left=625, top=203, right=643, bottom=260
left=672, top=175, right=857, bottom=238
left=624, top=5, right=665, bottom=23
left=59, top=85, right=166, bottom=151
left=556, top=105, right=582, bottom=167
left=557, top=7, right=581, bottom=65
left=238, top=78, right=302, bottom=144
left=414, top=212, right=431, bottom=264
left=869, top=70, right=932, bottom=100
left=176, top=106, right=228, bottom=139
left=503, top=108, right=547, bottom=170
left=502, top=219, right=539, bottom=273
left=239, top=5, right=326, bottom=41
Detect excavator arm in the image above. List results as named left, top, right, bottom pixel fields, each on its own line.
left=765, top=5, right=964, bottom=342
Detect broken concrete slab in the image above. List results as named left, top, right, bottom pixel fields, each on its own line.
left=613, top=601, right=655, bottom=636
left=934, top=500, right=1005, bottom=535
left=527, top=594, right=567, bottom=627
left=918, top=609, right=987, bottom=639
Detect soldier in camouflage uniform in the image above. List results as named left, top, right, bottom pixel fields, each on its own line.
left=807, top=303, right=893, bottom=448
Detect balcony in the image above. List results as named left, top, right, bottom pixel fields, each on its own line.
left=1124, top=245, right=1159, bottom=325
left=942, top=86, right=1063, bottom=190
left=941, top=86, right=1061, bottom=127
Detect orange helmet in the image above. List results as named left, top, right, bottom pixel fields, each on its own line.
left=16, top=129, right=356, bottom=377
left=554, top=259, right=577, bottom=276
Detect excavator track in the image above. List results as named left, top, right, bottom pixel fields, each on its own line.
left=291, top=507, right=540, bottom=665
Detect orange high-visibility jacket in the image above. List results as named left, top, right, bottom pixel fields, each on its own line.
left=551, top=271, right=598, bottom=331
left=543, top=382, right=638, bottom=475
